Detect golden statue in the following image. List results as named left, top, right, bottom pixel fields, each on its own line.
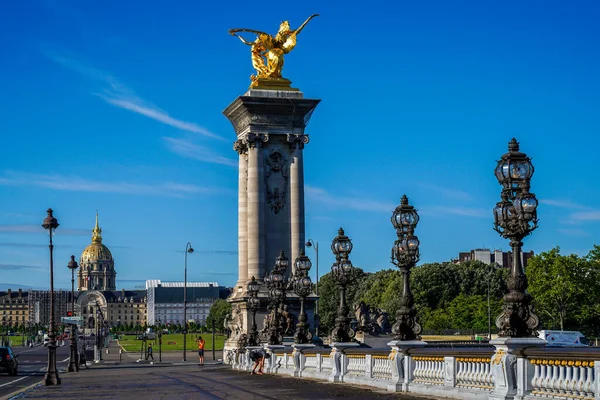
left=229, top=14, right=319, bottom=89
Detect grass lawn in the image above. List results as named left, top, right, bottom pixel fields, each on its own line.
left=2, top=335, right=25, bottom=347
left=118, top=333, right=226, bottom=352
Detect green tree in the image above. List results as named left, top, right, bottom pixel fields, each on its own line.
left=317, top=267, right=367, bottom=335
left=207, top=299, right=232, bottom=333
left=527, top=247, right=588, bottom=331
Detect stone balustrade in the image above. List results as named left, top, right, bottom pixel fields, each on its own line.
left=226, top=343, right=600, bottom=400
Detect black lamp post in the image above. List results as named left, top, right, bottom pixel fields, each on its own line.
left=304, top=239, right=319, bottom=337
left=292, top=249, right=313, bottom=344
left=390, top=195, right=422, bottom=341
left=330, top=228, right=356, bottom=343
left=265, top=250, right=288, bottom=345
left=183, top=242, right=194, bottom=362
left=67, top=255, right=79, bottom=372
left=493, top=138, right=539, bottom=337
left=246, top=276, right=261, bottom=346
left=42, top=208, right=61, bottom=386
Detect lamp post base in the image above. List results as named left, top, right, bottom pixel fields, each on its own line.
left=44, top=345, right=61, bottom=386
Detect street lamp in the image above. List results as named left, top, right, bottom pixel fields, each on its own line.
left=292, top=249, right=313, bottom=344
left=67, top=255, right=79, bottom=372
left=305, top=239, right=319, bottom=336
left=42, top=208, right=61, bottom=386
left=330, top=228, right=356, bottom=343
left=493, top=138, right=539, bottom=337
left=390, top=195, right=422, bottom=341
left=183, top=242, right=194, bottom=362
left=265, top=250, right=289, bottom=345
left=246, top=276, right=260, bottom=346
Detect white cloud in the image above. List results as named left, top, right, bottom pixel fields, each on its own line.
left=0, top=171, right=226, bottom=197
left=163, top=137, right=237, bottom=167
left=557, top=228, right=589, bottom=236
left=569, top=211, right=600, bottom=221
left=420, top=205, right=488, bottom=218
left=305, top=186, right=396, bottom=213
left=541, top=199, right=591, bottom=210
left=44, top=49, right=224, bottom=141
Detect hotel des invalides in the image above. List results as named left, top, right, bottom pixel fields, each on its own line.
left=0, top=215, right=228, bottom=331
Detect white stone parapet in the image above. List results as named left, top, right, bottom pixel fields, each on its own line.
left=228, top=342, right=600, bottom=400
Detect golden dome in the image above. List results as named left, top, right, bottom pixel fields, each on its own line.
left=80, top=213, right=113, bottom=262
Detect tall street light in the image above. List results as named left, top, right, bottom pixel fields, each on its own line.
left=305, top=239, right=319, bottom=336
left=390, top=195, right=422, bottom=341
left=330, top=228, right=355, bottom=343
left=183, top=242, right=194, bottom=361
left=292, top=250, right=313, bottom=344
left=246, top=276, right=260, bottom=346
left=493, top=138, right=539, bottom=337
left=67, top=255, right=79, bottom=372
left=42, top=208, right=61, bottom=386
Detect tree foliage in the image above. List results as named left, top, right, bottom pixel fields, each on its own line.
left=206, top=299, right=232, bottom=331
left=527, top=247, right=600, bottom=334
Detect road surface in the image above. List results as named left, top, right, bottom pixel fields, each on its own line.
left=0, top=344, right=70, bottom=399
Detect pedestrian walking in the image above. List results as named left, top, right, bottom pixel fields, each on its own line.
left=146, top=343, right=154, bottom=360
left=196, top=336, right=205, bottom=366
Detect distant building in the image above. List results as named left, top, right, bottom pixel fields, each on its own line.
left=453, top=248, right=534, bottom=268
left=28, top=289, right=72, bottom=327
left=146, top=280, right=228, bottom=326
left=0, top=289, right=29, bottom=329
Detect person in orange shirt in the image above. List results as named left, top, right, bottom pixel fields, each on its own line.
left=197, top=336, right=206, bottom=366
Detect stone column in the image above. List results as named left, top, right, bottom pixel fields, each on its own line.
left=234, top=139, right=248, bottom=285
left=288, top=134, right=309, bottom=268
left=246, top=134, right=268, bottom=281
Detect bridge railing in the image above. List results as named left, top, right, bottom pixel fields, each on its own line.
left=226, top=343, right=600, bottom=399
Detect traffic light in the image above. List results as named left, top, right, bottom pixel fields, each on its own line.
left=67, top=311, right=73, bottom=317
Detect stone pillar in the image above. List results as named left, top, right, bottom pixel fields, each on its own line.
left=234, top=139, right=248, bottom=286
left=328, top=342, right=360, bottom=383
left=246, top=134, right=267, bottom=281
left=288, top=134, right=309, bottom=268
left=387, top=340, right=427, bottom=392
left=489, top=337, right=545, bottom=400
left=291, top=343, right=315, bottom=377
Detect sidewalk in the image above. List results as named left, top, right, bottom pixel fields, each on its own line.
left=13, top=364, right=432, bottom=400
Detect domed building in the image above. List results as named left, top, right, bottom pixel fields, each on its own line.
left=78, top=214, right=116, bottom=291
left=75, top=214, right=147, bottom=330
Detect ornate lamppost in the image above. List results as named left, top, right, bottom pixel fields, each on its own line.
left=292, top=249, right=313, bottom=344
left=246, top=276, right=261, bottom=346
left=330, top=228, right=356, bottom=343
left=390, top=195, right=422, bottom=341
left=265, top=250, right=288, bottom=345
left=493, top=138, right=539, bottom=337
left=42, top=208, right=61, bottom=386
left=67, top=255, right=79, bottom=372
left=183, top=242, right=194, bottom=361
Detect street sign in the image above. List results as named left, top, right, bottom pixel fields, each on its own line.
left=61, top=316, right=83, bottom=325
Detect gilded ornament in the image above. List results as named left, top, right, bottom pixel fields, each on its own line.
left=229, top=14, right=319, bottom=90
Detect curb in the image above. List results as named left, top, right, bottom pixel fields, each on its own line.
left=0, top=381, right=40, bottom=400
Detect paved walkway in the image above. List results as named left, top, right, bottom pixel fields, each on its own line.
left=13, top=364, right=436, bottom=400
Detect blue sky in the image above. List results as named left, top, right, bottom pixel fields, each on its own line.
left=1, top=0, right=599, bottom=290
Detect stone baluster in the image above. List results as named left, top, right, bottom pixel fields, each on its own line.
left=563, top=362, right=573, bottom=395
left=365, top=354, right=373, bottom=378
left=558, top=361, right=566, bottom=394
left=316, top=353, right=322, bottom=372
left=583, top=362, right=593, bottom=395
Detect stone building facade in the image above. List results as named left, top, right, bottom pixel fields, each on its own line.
left=0, top=289, right=29, bottom=329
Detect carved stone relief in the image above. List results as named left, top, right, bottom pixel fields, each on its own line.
left=265, top=149, right=288, bottom=214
